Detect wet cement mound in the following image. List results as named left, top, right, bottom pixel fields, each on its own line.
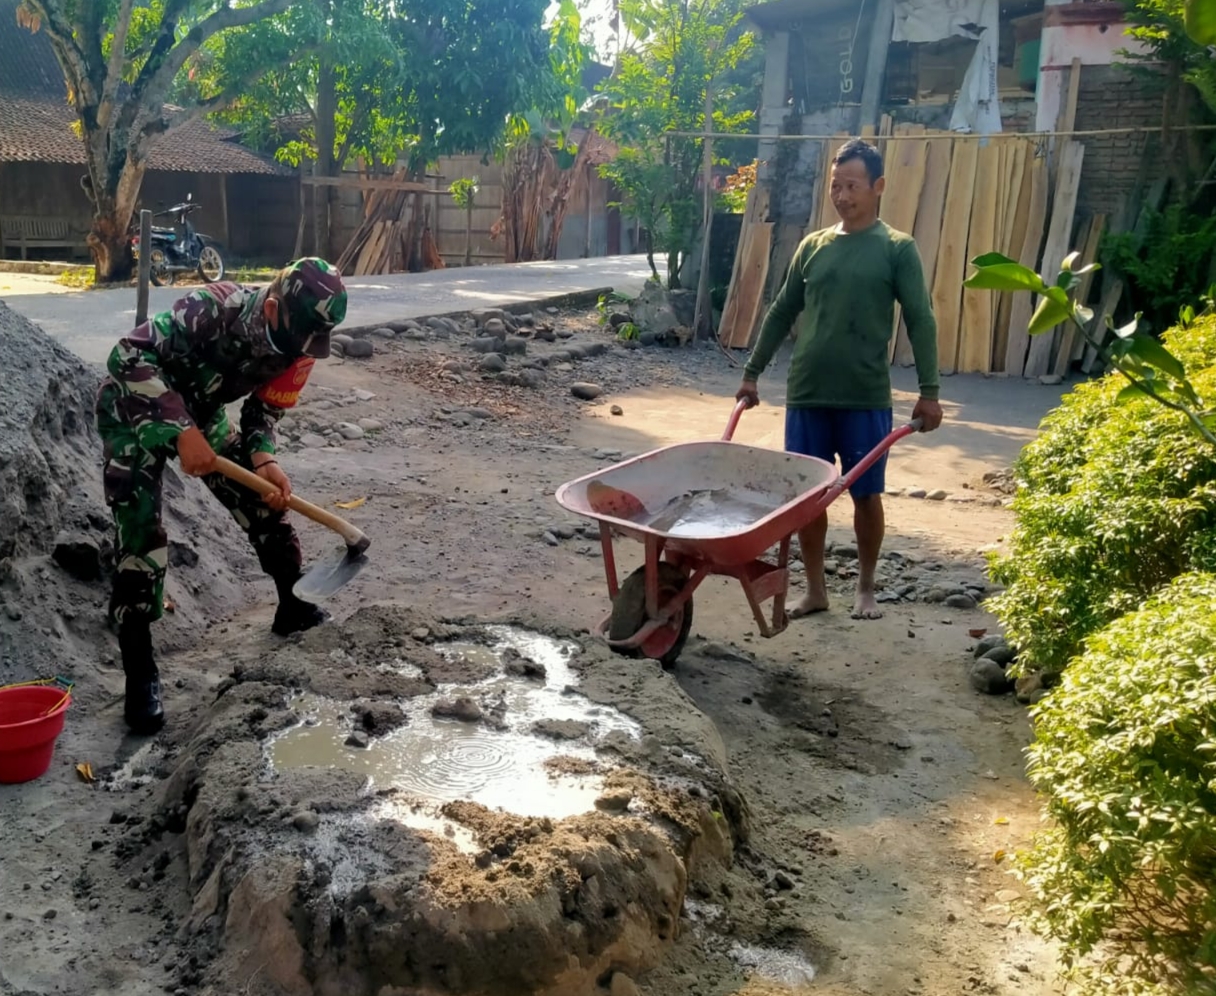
left=151, top=604, right=749, bottom=996
left=0, top=301, right=255, bottom=705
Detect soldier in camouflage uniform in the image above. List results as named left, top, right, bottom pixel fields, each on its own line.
left=97, top=257, right=348, bottom=735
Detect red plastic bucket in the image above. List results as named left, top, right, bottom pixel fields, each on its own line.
left=0, top=684, right=72, bottom=784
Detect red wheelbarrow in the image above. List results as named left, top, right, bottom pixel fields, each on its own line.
left=554, top=401, right=922, bottom=667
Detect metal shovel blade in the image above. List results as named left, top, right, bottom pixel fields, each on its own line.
left=292, top=545, right=369, bottom=602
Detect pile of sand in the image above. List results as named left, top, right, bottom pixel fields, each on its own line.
left=0, top=301, right=252, bottom=709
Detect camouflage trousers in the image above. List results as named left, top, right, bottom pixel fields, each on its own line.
left=96, top=382, right=302, bottom=628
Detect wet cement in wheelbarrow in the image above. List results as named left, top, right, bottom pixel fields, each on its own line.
left=268, top=626, right=642, bottom=834
left=643, top=488, right=784, bottom=538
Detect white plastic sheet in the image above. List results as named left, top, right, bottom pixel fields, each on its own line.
left=892, top=0, right=1003, bottom=134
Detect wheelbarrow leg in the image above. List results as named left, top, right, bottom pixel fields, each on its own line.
left=733, top=536, right=793, bottom=638
left=599, top=522, right=620, bottom=598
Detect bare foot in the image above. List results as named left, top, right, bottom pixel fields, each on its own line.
left=788, top=584, right=830, bottom=619
left=850, top=590, right=883, bottom=620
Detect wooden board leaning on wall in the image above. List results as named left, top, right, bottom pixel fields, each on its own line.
left=717, top=129, right=1078, bottom=379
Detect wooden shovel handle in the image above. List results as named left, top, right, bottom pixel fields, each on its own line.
left=212, top=456, right=369, bottom=551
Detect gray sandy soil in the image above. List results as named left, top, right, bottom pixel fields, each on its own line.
left=0, top=296, right=1069, bottom=996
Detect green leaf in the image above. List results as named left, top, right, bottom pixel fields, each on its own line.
left=971, top=252, right=1019, bottom=268
left=1115, top=383, right=1149, bottom=404
left=964, top=262, right=1047, bottom=293
left=1029, top=296, right=1073, bottom=335
left=1076, top=305, right=1095, bottom=326
left=1186, top=0, right=1216, bottom=45
left=1125, top=335, right=1188, bottom=382
left=1062, top=250, right=1082, bottom=272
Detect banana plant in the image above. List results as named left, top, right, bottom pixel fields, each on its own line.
left=965, top=252, right=1216, bottom=446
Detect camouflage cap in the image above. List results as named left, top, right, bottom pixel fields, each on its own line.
left=275, top=257, right=348, bottom=358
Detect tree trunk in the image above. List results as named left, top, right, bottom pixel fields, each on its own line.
left=464, top=197, right=473, bottom=267
left=314, top=51, right=338, bottom=259
left=85, top=155, right=145, bottom=283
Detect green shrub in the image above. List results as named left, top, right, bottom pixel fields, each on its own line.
left=988, top=314, right=1216, bottom=673
left=1014, top=571, right=1216, bottom=996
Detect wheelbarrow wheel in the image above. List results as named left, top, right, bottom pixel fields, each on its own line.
left=608, top=562, right=693, bottom=670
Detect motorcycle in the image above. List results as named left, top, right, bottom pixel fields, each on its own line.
left=130, top=193, right=226, bottom=287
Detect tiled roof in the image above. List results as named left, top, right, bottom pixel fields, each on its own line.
left=0, top=0, right=290, bottom=176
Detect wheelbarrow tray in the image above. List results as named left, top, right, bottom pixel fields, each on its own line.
left=554, top=440, right=838, bottom=565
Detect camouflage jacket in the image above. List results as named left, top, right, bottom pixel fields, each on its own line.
left=101, top=282, right=315, bottom=456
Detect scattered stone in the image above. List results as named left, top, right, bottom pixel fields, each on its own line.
left=343, top=338, right=375, bottom=359
left=291, top=811, right=320, bottom=833
left=1014, top=672, right=1045, bottom=704
left=927, top=489, right=948, bottom=501
left=518, top=368, right=546, bottom=390
left=981, top=644, right=1017, bottom=667
left=571, top=383, right=603, bottom=401
left=907, top=488, right=927, bottom=499
left=595, top=790, right=634, bottom=813
left=773, top=870, right=795, bottom=891
left=482, top=318, right=507, bottom=336
left=472, top=308, right=506, bottom=326
left=610, top=405, right=624, bottom=416
left=480, top=354, right=507, bottom=374
left=461, top=407, right=494, bottom=420
left=43, top=909, right=57, bottom=921
left=336, top=423, right=365, bottom=441
left=834, top=543, right=859, bottom=559
left=432, top=697, right=482, bottom=723
left=1038, top=374, right=1063, bottom=386
left=299, top=433, right=328, bottom=449
left=356, top=417, right=384, bottom=432
left=344, top=731, right=370, bottom=750
left=970, top=660, right=1015, bottom=695
left=469, top=337, right=505, bottom=354
left=412, top=627, right=431, bottom=641
left=331, top=333, right=354, bottom=350
left=52, top=532, right=103, bottom=582
left=532, top=719, right=590, bottom=741
left=974, top=634, right=1008, bottom=659
left=534, top=328, right=557, bottom=343
left=441, top=360, right=466, bottom=374
left=542, top=531, right=559, bottom=547
left=371, top=327, right=395, bottom=339
left=944, top=593, right=977, bottom=610
left=502, top=337, right=528, bottom=356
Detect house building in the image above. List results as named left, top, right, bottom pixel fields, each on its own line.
left=747, top=0, right=1168, bottom=245
left=0, top=0, right=304, bottom=263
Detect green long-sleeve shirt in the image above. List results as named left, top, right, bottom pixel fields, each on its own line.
left=744, top=220, right=939, bottom=408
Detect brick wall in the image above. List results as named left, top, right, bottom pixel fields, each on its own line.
left=1069, top=62, right=1167, bottom=222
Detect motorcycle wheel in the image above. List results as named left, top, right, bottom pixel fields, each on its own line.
left=198, top=245, right=225, bottom=283
left=148, top=248, right=171, bottom=287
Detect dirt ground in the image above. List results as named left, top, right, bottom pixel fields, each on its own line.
left=0, top=300, right=1071, bottom=996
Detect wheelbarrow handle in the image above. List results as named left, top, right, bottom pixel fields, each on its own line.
left=722, top=399, right=750, bottom=441
left=834, top=417, right=924, bottom=493
left=212, top=456, right=369, bottom=551
left=723, top=403, right=923, bottom=445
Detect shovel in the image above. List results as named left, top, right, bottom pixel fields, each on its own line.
left=213, top=457, right=370, bottom=601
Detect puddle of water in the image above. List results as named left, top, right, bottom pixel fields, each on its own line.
left=644, top=488, right=781, bottom=538
left=104, top=741, right=165, bottom=792
left=268, top=627, right=641, bottom=833
left=728, top=942, right=817, bottom=987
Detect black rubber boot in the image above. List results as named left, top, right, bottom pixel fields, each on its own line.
left=271, top=573, right=328, bottom=637
left=119, top=620, right=165, bottom=735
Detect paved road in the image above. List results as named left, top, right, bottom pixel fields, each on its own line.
left=1, top=255, right=653, bottom=364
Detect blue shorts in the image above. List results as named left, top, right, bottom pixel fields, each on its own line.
left=785, top=407, right=893, bottom=498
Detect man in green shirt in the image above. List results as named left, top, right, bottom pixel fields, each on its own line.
left=736, top=138, right=943, bottom=621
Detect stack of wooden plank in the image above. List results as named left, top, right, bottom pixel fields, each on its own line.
left=718, top=186, right=773, bottom=349
left=719, top=127, right=1088, bottom=378
left=336, top=171, right=422, bottom=276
